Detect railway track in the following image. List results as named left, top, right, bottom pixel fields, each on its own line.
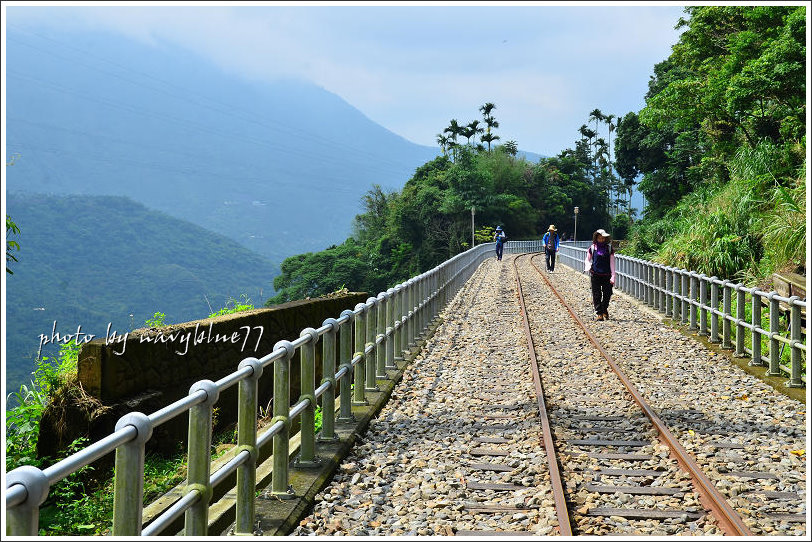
left=509, top=252, right=809, bottom=537
left=293, top=253, right=805, bottom=536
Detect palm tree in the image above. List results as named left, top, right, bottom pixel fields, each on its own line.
left=481, top=132, right=500, bottom=151
left=467, top=120, right=484, bottom=147
left=436, top=133, right=450, bottom=156
left=444, top=119, right=462, bottom=160
left=589, top=108, right=605, bottom=141
left=444, top=119, right=462, bottom=143
left=605, top=114, right=619, bottom=210
left=503, top=140, right=518, bottom=157
left=578, top=124, right=596, bottom=145
left=480, top=103, right=499, bottom=152
left=479, top=102, right=496, bottom=120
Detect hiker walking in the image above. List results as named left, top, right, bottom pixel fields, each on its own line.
left=494, top=226, right=506, bottom=261
left=584, top=228, right=616, bottom=321
left=542, top=224, right=559, bottom=272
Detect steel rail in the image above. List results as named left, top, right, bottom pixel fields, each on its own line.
left=511, top=254, right=573, bottom=536
left=526, top=254, right=753, bottom=537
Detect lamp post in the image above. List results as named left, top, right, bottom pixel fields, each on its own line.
left=574, top=206, right=579, bottom=242
left=471, top=206, right=475, bottom=248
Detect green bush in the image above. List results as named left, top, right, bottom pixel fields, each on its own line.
left=209, top=294, right=255, bottom=318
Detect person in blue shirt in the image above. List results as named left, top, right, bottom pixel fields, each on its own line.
left=542, top=224, right=560, bottom=272
left=494, top=226, right=506, bottom=261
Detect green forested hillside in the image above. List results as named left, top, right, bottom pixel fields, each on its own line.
left=615, top=5, right=806, bottom=283
left=269, top=6, right=807, bottom=304
left=5, top=193, right=279, bottom=392
left=269, top=105, right=617, bottom=304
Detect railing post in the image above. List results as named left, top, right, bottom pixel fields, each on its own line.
left=185, top=380, right=218, bottom=536
left=787, top=297, right=803, bottom=388
left=698, top=274, right=708, bottom=335
left=647, top=263, right=655, bottom=307
left=385, top=288, right=397, bottom=369
left=689, top=273, right=698, bottom=331
left=659, top=265, right=667, bottom=314
left=681, top=271, right=690, bottom=325
left=376, top=292, right=387, bottom=378
left=722, top=281, right=732, bottom=349
left=407, top=279, right=416, bottom=348
left=6, top=466, right=49, bottom=536
left=665, top=268, right=673, bottom=318
left=297, top=328, right=319, bottom=466
left=420, top=275, right=428, bottom=334
left=414, top=277, right=423, bottom=339
left=393, top=285, right=404, bottom=361
left=672, top=270, right=681, bottom=323
left=749, top=292, right=764, bottom=366
left=430, top=270, right=438, bottom=322
left=766, top=293, right=782, bottom=376
left=709, top=277, right=720, bottom=343
left=640, top=260, right=646, bottom=301
left=353, top=303, right=368, bottom=405
left=270, top=340, right=294, bottom=499
left=319, top=318, right=339, bottom=441
left=735, top=285, right=747, bottom=357
left=652, top=265, right=660, bottom=311
left=112, top=412, right=152, bottom=535
left=401, top=282, right=410, bottom=357
left=235, top=358, right=263, bottom=534
left=364, top=297, right=378, bottom=391
left=337, top=310, right=355, bottom=423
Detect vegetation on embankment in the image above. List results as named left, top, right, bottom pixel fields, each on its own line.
left=616, top=5, right=806, bottom=284
left=269, top=103, right=620, bottom=305
left=5, top=304, right=255, bottom=535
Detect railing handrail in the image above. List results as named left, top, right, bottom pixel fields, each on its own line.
left=557, top=243, right=806, bottom=387
left=6, top=241, right=494, bottom=536
left=8, top=239, right=803, bottom=536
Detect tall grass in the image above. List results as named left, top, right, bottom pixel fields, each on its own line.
left=627, top=141, right=806, bottom=285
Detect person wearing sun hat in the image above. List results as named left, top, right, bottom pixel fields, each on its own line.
left=541, top=224, right=560, bottom=272
left=493, top=225, right=506, bottom=261
left=584, top=228, right=616, bottom=321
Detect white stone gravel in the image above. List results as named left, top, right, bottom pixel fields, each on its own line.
left=291, top=253, right=807, bottom=537
left=294, top=255, right=555, bottom=536
left=534, top=254, right=807, bottom=537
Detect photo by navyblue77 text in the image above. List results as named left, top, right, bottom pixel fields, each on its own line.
left=37, top=320, right=264, bottom=357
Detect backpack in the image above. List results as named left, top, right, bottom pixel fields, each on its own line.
left=588, top=242, right=614, bottom=275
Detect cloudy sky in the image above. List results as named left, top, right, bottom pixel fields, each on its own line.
left=4, top=1, right=687, bottom=156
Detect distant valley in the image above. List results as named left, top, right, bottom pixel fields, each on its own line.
left=5, top=193, right=279, bottom=392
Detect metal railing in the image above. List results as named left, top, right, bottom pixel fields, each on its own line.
left=558, top=243, right=806, bottom=388
left=6, top=243, right=494, bottom=536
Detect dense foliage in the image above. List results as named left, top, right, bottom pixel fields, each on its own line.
left=270, top=104, right=617, bottom=304
left=616, top=5, right=805, bottom=282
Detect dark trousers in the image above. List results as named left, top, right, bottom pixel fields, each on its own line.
left=495, top=243, right=504, bottom=260
left=545, top=248, right=556, bottom=271
left=590, top=273, right=613, bottom=315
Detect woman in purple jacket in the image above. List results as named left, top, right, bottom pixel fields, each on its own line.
left=584, top=229, right=616, bottom=321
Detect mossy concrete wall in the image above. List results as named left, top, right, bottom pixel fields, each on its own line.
left=38, top=292, right=368, bottom=458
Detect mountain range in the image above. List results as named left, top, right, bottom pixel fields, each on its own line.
left=4, top=24, right=544, bottom=394
left=5, top=25, right=442, bottom=264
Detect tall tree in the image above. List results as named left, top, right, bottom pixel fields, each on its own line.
left=444, top=119, right=463, bottom=160
left=436, top=133, right=450, bottom=156
left=467, top=120, right=484, bottom=146
left=480, top=102, right=500, bottom=152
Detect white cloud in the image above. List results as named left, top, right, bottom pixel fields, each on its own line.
left=6, top=3, right=686, bottom=154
